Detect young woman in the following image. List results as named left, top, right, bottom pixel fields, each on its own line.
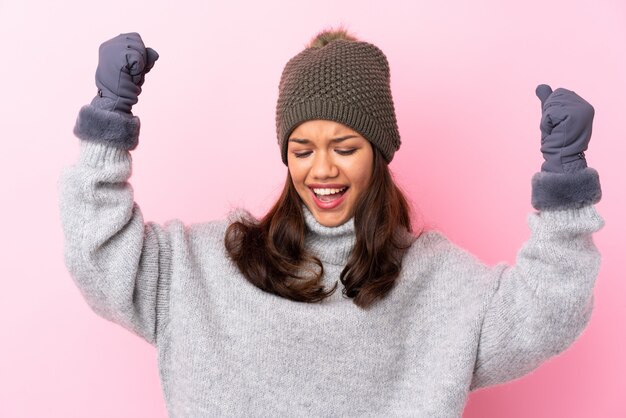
left=59, top=30, right=603, bottom=417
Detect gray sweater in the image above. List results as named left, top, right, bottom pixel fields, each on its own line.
left=59, top=109, right=604, bottom=417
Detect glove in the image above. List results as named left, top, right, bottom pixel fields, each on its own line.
left=91, top=32, right=159, bottom=114
left=535, top=84, right=594, bottom=173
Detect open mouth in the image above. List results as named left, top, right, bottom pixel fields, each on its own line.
left=312, top=187, right=348, bottom=202
left=308, top=186, right=349, bottom=210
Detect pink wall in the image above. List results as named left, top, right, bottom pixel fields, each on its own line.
left=1, top=0, right=624, bottom=416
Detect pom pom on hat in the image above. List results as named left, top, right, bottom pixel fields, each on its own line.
left=307, top=28, right=358, bottom=48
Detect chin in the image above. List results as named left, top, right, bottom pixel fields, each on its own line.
left=312, top=211, right=350, bottom=227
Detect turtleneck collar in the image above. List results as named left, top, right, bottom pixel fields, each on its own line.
left=303, top=206, right=356, bottom=266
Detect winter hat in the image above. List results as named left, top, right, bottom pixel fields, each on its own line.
left=276, top=29, right=401, bottom=165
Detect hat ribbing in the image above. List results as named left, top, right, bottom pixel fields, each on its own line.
left=276, top=33, right=401, bottom=164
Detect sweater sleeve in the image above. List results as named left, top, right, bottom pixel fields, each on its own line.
left=470, top=169, right=604, bottom=389
left=58, top=106, right=174, bottom=346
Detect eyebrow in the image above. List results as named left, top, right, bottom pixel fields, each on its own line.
left=288, top=135, right=359, bottom=144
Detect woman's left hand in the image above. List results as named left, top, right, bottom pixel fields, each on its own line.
left=535, top=84, right=594, bottom=173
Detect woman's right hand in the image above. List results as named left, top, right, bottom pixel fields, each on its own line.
left=93, top=32, right=159, bottom=114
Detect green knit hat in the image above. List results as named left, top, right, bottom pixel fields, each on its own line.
left=276, top=30, right=401, bottom=165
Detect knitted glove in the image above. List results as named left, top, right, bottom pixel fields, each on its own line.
left=535, top=84, right=594, bottom=173
left=92, top=32, right=159, bottom=114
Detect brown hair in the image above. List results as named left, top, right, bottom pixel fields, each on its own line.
left=224, top=149, right=416, bottom=308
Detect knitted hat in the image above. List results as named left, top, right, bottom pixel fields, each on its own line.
left=276, top=30, right=401, bottom=165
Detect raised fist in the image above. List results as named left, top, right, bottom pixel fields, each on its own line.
left=93, top=32, right=159, bottom=114
left=535, top=84, right=594, bottom=173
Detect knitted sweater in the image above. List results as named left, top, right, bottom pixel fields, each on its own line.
left=59, top=108, right=604, bottom=417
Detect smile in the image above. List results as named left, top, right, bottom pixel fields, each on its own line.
left=309, top=186, right=348, bottom=209
left=313, top=187, right=347, bottom=196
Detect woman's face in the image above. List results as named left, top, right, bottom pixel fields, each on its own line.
left=287, top=120, right=374, bottom=227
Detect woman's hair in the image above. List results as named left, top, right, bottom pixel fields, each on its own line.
left=224, top=148, right=416, bottom=309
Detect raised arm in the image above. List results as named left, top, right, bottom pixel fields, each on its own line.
left=58, top=33, right=173, bottom=346
left=471, top=85, right=604, bottom=389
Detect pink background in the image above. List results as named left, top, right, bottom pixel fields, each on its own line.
left=1, top=0, right=624, bottom=416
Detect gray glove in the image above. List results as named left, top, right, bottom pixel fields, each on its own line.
left=535, top=84, right=594, bottom=173
left=92, top=32, right=159, bottom=114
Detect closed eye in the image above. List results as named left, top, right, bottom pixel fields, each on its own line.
left=293, top=150, right=313, bottom=158
left=335, top=149, right=357, bottom=156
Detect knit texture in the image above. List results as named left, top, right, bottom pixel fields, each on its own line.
left=276, top=39, right=400, bottom=164
left=59, top=134, right=604, bottom=416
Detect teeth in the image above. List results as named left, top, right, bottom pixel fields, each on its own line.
left=312, top=187, right=346, bottom=196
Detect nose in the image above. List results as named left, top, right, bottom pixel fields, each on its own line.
left=310, top=151, right=338, bottom=180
